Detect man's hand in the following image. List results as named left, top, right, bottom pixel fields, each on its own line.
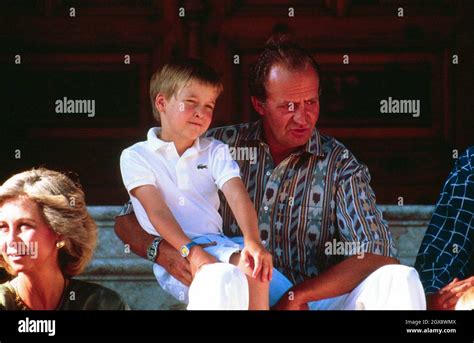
left=272, top=289, right=309, bottom=310
left=428, top=277, right=474, bottom=310
left=114, top=212, right=193, bottom=286
left=157, top=240, right=193, bottom=286
left=241, top=239, right=273, bottom=282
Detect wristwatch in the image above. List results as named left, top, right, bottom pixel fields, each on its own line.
left=180, top=241, right=198, bottom=258
left=118, top=201, right=134, bottom=216
left=147, top=236, right=163, bottom=262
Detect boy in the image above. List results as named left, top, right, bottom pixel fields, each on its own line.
left=120, top=59, right=273, bottom=309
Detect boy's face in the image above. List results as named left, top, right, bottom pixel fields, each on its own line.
left=158, top=80, right=219, bottom=143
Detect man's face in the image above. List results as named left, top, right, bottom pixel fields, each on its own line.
left=254, top=64, right=320, bottom=150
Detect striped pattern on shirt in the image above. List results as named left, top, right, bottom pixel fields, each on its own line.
left=207, top=121, right=397, bottom=284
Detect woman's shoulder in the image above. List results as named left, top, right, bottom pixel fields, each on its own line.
left=0, top=281, right=18, bottom=310
left=63, top=279, right=130, bottom=310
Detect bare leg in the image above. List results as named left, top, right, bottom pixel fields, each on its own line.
left=230, top=252, right=269, bottom=310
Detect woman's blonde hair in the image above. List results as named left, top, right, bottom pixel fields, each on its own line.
left=0, top=168, right=97, bottom=277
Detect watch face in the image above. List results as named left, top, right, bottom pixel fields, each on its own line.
left=180, top=246, right=189, bottom=257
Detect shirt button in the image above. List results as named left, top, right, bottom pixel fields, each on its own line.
left=266, top=171, right=271, bottom=176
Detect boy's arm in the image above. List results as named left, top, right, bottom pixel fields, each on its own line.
left=114, top=212, right=192, bottom=286
left=221, top=177, right=272, bottom=280
left=131, top=185, right=191, bottom=250
left=130, top=185, right=217, bottom=276
left=220, top=177, right=260, bottom=242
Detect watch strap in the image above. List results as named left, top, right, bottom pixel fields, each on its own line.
left=147, top=236, right=163, bottom=262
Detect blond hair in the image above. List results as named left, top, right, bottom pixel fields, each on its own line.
left=149, top=58, right=224, bottom=121
left=0, top=168, right=97, bottom=277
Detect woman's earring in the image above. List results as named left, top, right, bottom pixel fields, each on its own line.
left=56, top=241, right=65, bottom=249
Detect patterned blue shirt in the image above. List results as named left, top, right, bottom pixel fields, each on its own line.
left=415, top=147, right=474, bottom=294
left=208, top=121, right=398, bottom=284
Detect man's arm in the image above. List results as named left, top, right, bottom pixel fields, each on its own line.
left=273, top=254, right=398, bottom=310
left=114, top=211, right=192, bottom=286
left=273, top=152, right=399, bottom=310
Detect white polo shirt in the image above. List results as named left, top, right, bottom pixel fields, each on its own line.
left=120, top=127, right=241, bottom=239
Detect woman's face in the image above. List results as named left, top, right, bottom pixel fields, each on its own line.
left=0, top=197, right=59, bottom=275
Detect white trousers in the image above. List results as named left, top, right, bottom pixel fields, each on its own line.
left=306, top=264, right=426, bottom=310
left=154, top=233, right=426, bottom=310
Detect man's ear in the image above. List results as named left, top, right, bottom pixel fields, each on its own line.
left=154, top=93, right=167, bottom=115
left=251, top=96, right=265, bottom=116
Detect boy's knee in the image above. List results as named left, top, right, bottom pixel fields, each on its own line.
left=187, top=263, right=249, bottom=310
left=239, top=264, right=270, bottom=286
left=230, top=252, right=271, bottom=286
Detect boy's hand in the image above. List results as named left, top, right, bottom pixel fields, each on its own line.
left=242, top=239, right=273, bottom=282
left=187, top=245, right=218, bottom=278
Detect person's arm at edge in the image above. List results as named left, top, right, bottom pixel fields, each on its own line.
left=416, top=147, right=474, bottom=310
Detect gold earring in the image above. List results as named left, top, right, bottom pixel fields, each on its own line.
left=56, top=241, right=65, bottom=249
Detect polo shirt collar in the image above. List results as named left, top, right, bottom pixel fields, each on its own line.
left=146, top=127, right=212, bottom=153
left=242, top=120, right=324, bottom=157
left=147, top=127, right=170, bottom=151
left=193, top=135, right=212, bottom=151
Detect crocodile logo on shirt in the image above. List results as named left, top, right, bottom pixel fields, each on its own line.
left=197, top=164, right=208, bottom=170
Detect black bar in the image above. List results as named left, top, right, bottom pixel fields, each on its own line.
left=0, top=310, right=472, bottom=338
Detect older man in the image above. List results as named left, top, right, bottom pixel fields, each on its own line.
left=115, top=37, right=425, bottom=310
